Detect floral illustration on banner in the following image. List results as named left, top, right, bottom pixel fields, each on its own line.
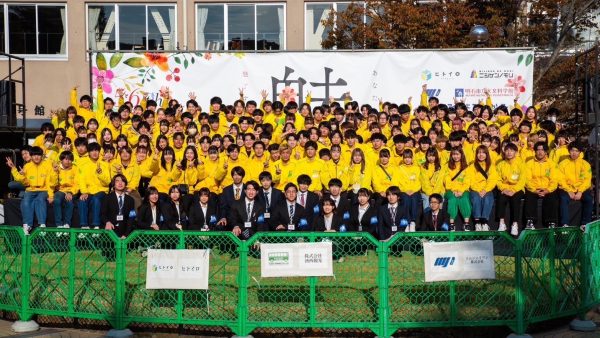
left=279, top=86, right=297, bottom=102
left=505, top=75, right=526, bottom=93
left=92, top=67, right=114, bottom=94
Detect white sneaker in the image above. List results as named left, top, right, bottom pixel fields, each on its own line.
left=498, top=222, right=507, bottom=232
left=409, top=221, right=416, bottom=232
left=38, top=224, right=47, bottom=236
left=482, top=224, right=490, bottom=232
left=22, top=224, right=31, bottom=236
left=404, top=225, right=410, bottom=232
left=475, top=223, right=482, bottom=231
left=510, top=223, right=519, bottom=236
left=92, top=226, right=100, bottom=238
left=79, top=226, right=89, bottom=239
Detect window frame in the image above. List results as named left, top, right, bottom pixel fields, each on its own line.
left=304, top=1, right=366, bottom=50
left=1, top=2, right=69, bottom=60
left=85, top=3, right=178, bottom=52
left=195, top=2, right=287, bottom=51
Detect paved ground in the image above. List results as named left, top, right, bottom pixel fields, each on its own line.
left=0, top=310, right=598, bottom=337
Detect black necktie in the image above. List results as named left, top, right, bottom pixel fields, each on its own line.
left=389, top=207, right=396, bottom=224
left=289, top=204, right=295, bottom=223
left=118, top=195, right=123, bottom=212
left=433, top=214, right=438, bottom=230
left=264, top=192, right=270, bottom=209
left=247, top=202, right=252, bottom=222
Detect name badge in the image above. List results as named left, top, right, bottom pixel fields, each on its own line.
left=116, top=215, right=124, bottom=221
left=244, top=222, right=252, bottom=228
left=391, top=226, right=398, bottom=232
left=264, top=212, right=270, bottom=219
left=288, top=224, right=295, bottom=231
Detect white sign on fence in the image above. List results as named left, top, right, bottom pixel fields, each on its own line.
left=261, top=242, right=333, bottom=277
left=423, top=240, right=495, bottom=282
left=146, top=249, right=210, bottom=289
left=91, top=50, right=534, bottom=110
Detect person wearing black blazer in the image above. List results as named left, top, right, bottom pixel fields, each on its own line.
left=296, top=174, right=320, bottom=217
left=271, top=183, right=310, bottom=231
left=228, top=181, right=268, bottom=240
left=160, top=185, right=188, bottom=231
left=188, top=187, right=219, bottom=230
left=102, top=174, right=136, bottom=238
left=136, top=187, right=164, bottom=231
left=419, top=193, right=451, bottom=231
left=348, top=188, right=379, bottom=237
left=325, top=179, right=351, bottom=220
left=256, top=171, right=284, bottom=230
left=218, top=166, right=246, bottom=229
left=312, top=198, right=345, bottom=232
left=377, top=186, right=408, bottom=240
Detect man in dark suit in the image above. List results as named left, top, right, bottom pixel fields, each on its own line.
left=326, top=178, right=351, bottom=221
left=218, top=166, right=246, bottom=230
left=420, top=193, right=450, bottom=231
left=102, top=174, right=135, bottom=238
left=271, top=183, right=310, bottom=231
left=296, top=174, right=320, bottom=218
left=229, top=181, right=267, bottom=240
left=188, top=187, right=220, bottom=230
left=257, top=171, right=284, bottom=230
left=377, top=186, right=408, bottom=240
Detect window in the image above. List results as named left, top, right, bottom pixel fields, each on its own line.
left=0, top=4, right=67, bottom=56
left=88, top=4, right=176, bottom=51
left=196, top=3, right=285, bottom=51
left=305, top=2, right=365, bottom=50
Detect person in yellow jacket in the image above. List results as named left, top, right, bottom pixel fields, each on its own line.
left=194, top=146, right=222, bottom=194
left=113, top=147, right=142, bottom=209
left=70, top=86, right=104, bottom=124
left=347, top=148, right=372, bottom=194
left=420, top=148, right=446, bottom=211
left=443, top=147, right=472, bottom=230
left=321, top=144, right=349, bottom=190
left=371, top=149, right=400, bottom=197
left=294, top=141, right=325, bottom=192
left=214, top=144, right=246, bottom=187
left=523, top=141, right=561, bottom=229
left=149, top=146, right=182, bottom=195
left=176, top=145, right=207, bottom=195
left=468, top=145, right=499, bottom=231
left=397, top=149, right=422, bottom=231
left=6, top=146, right=53, bottom=234
left=558, top=141, right=593, bottom=228
left=272, top=144, right=298, bottom=190
left=50, top=151, right=79, bottom=230
left=77, top=142, right=111, bottom=230
left=245, top=141, right=270, bottom=182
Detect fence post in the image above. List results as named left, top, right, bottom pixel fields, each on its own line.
left=19, top=229, right=31, bottom=322
left=236, top=236, right=250, bottom=337
left=67, top=231, right=76, bottom=316
left=377, top=236, right=390, bottom=338
left=448, top=232, right=456, bottom=325
left=514, top=233, right=526, bottom=335
left=114, top=234, right=126, bottom=330
left=308, top=233, right=317, bottom=325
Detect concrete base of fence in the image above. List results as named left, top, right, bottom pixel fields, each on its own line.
left=569, top=318, right=597, bottom=332
left=106, top=329, right=134, bottom=337
left=507, top=334, right=532, bottom=338
left=11, top=320, right=39, bottom=333
left=231, top=335, right=254, bottom=338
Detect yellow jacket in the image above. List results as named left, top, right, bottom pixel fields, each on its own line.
left=176, top=163, right=206, bottom=193
left=420, top=165, right=446, bottom=196
left=214, top=157, right=245, bottom=186
left=112, top=161, right=141, bottom=191
left=195, top=157, right=222, bottom=194
left=78, top=159, right=111, bottom=195
left=524, top=158, right=561, bottom=193
left=245, top=155, right=270, bottom=182
left=70, top=87, right=103, bottom=123
left=558, top=157, right=592, bottom=193
left=444, top=165, right=471, bottom=192
left=272, top=160, right=298, bottom=190
left=137, top=156, right=159, bottom=179
left=496, top=158, right=526, bottom=193
left=347, top=163, right=373, bottom=192
left=295, top=157, right=326, bottom=191
left=469, top=162, right=499, bottom=192
left=550, top=145, right=570, bottom=164
left=11, top=161, right=54, bottom=194
left=321, top=160, right=350, bottom=189
left=50, top=164, right=79, bottom=198
left=149, top=163, right=182, bottom=194
left=371, top=163, right=400, bottom=193
left=397, top=163, right=422, bottom=193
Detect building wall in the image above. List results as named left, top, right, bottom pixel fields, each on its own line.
left=0, top=0, right=331, bottom=128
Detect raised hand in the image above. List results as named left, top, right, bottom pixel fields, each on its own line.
left=422, top=84, right=427, bottom=92
left=260, top=89, right=268, bottom=99
left=116, top=88, right=125, bottom=97
left=188, top=92, right=197, bottom=100
left=5, top=157, right=15, bottom=169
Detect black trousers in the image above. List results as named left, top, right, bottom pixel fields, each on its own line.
left=524, top=190, right=559, bottom=227
left=496, top=191, right=524, bottom=226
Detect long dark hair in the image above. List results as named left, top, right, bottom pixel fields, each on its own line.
left=474, top=145, right=491, bottom=173
left=181, top=145, right=199, bottom=170
left=448, top=147, right=467, bottom=171
left=160, top=146, right=175, bottom=170
left=424, top=148, right=441, bottom=171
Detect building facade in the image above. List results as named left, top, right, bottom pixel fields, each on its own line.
left=0, top=0, right=354, bottom=127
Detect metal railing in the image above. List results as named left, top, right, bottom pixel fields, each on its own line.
left=0, top=222, right=598, bottom=337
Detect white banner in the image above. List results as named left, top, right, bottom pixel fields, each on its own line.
left=146, top=249, right=210, bottom=289
left=91, top=50, right=534, bottom=111
left=423, top=240, right=495, bottom=282
left=260, top=242, right=333, bottom=277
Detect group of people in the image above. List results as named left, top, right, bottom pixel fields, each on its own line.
left=5, top=83, right=594, bottom=240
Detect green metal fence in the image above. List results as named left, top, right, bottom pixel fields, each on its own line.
left=0, top=222, right=598, bottom=337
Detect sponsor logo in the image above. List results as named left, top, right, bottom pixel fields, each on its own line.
left=268, top=252, right=289, bottom=265
left=434, top=256, right=455, bottom=268
left=455, top=88, right=465, bottom=97
left=470, top=70, right=479, bottom=78
left=421, top=70, right=432, bottom=81
left=472, top=69, right=514, bottom=79
left=426, top=89, right=441, bottom=97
